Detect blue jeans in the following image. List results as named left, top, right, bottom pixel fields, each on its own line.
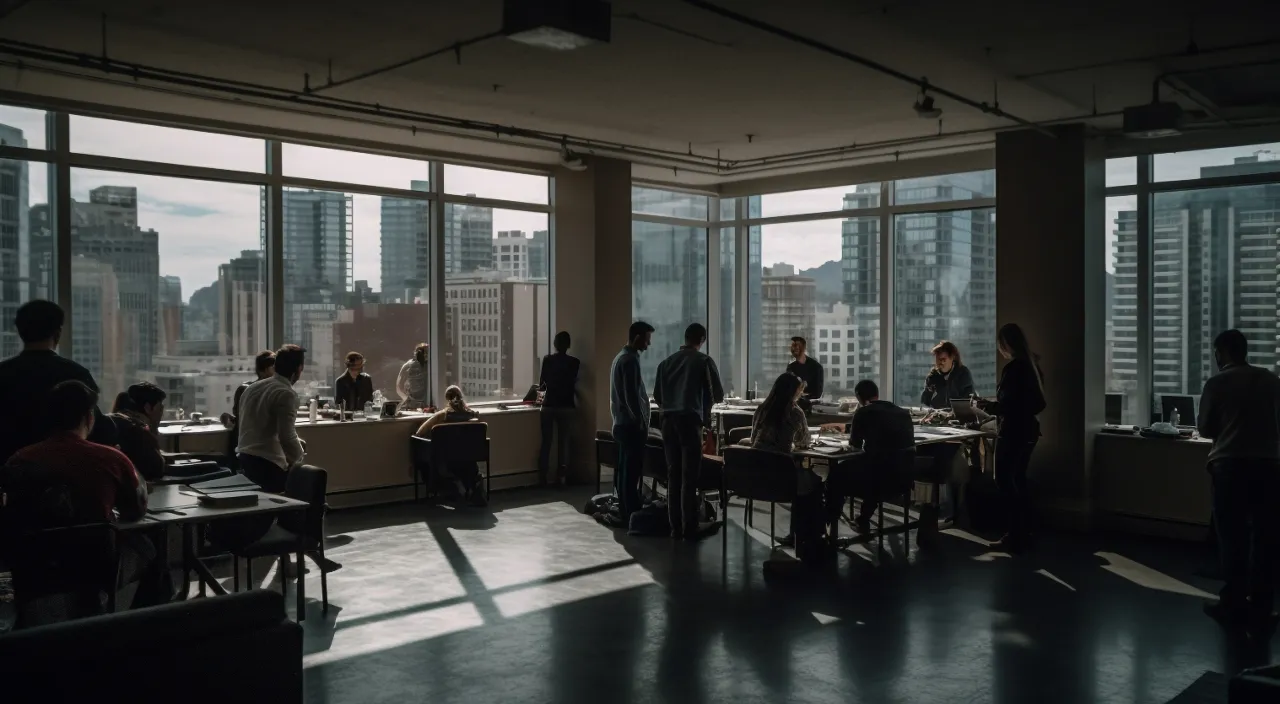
left=612, top=424, right=647, bottom=518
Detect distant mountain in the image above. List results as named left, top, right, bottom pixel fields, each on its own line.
left=189, top=283, right=218, bottom=313
left=800, top=260, right=842, bottom=303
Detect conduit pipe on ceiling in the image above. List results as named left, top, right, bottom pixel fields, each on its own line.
left=680, top=0, right=1055, bottom=137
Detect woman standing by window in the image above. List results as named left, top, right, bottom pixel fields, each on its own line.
left=397, top=342, right=432, bottom=410
left=976, top=324, right=1046, bottom=553
left=921, top=340, right=976, bottom=409
left=538, top=331, right=580, bottom=486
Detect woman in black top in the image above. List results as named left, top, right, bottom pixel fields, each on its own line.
left=538, top=331, right=581, bottom=485
left=977, top=323, right=1046, bottom=552
left=921, top=340, right=977, bottom=409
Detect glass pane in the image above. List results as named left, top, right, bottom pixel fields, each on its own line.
left=444, top=164, right=548, bottom=205
left=892, top=208, right=997, bottom=407
left=631, top=221, right=707, bottom=391
left=631, top=186, right=708, bottom=219
left=71, top=116, right=263, bottom=172
left=1107, top=157, right=1137, bottom=188
left=718, top=227, right=737, bottom=396
left=719, top=197, right=738, bottom=222
left=69, top=170, right=264, bottom=418
left=444, top=208, right=549, bottom=402
left=0, top=106, right=48, bottom=150
left=758, top=183, right=880, bottom=218
left=0, top=161, right=49, bottom=358
left=1148, top=184, right=1280, bottom=420
left=283, top=143, right=430, bottom=190
left=282, top=189, right=435, bottom=406
left=894, top=169, right=995, bottom=205
left=1154, top=143, right=1280, bottom=182
left=1106, top=195, right=1139, bottom=424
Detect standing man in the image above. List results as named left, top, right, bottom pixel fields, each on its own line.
left=653, top=323, right=725, bottom=540
left=334, top=351, right=374, bottom=412
left=539, top=331, right=581, bottom=485
left=786, top=336, right=824, bottom=411
left=236, top=344, right=307, bottom=493
left=1198, top=329, right=1280, bottom=638
left=609, top=321, right=654, bottom=525
left=0, top=300, right=115, bottom=464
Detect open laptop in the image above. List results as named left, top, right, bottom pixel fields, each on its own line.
left=950, top=399, right=980, bottom=424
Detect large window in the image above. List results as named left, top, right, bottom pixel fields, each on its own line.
left=1106, top=143, right=1280, bottom=424
left=71, top=116, right=263, bottom=172
left=0, top=160, right=48, bottom=359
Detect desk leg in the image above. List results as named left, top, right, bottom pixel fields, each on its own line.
left=296, top=546, right=306, bottom=622
left=180, top=524, right=194, bottom=599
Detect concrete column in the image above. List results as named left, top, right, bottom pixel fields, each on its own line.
left=995, top=124, right=1106, bottom=527
left=552, top=157, right=632, bottom=484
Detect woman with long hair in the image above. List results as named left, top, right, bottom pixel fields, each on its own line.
left=921, top=340, right=977, bottom=409
left=749, top=373, right=824, bottom=557
left=396, top=342, right=432, bottom=409
left=415, top=385, right=484, bottom=504
left=977, top=323, right=1046, bottom=552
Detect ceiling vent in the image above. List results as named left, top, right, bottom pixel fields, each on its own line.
left=504, top=0, right=612, bottom=51
left=1123, top=101, right=1185, bottom=139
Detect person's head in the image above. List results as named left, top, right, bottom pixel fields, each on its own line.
left=14, top=299, right=64, bottom=349
left=931, top=340, right=961, bottom=373
left=1214, top=329, right=1249, bottom=369
left=126, top=381, right=167, bottom=426
left=790, top=336, right=807, bottom=360
left=553, top=331, right=571, bottom=354
left=254, top=350, right=276, bottom=379
left=684, top=323, right=708, bottom=350
left=854, top=380, right=879, bottom=406
left=274, top=344, right=306, bottom=383
left=414, top=342, right=429, bottom=365
left=758, top=373, right=806, bottom=429
left=996, top=323, right=1034, bottom=361
left=111, top=391, right=133, bottom=414
left=45, top=380, right=98, bottom=438
left=628, top=321, right=655, bottom=351
left=345, top=351, right=365, bottom=377
left=444, top=384, right=469, bottom=412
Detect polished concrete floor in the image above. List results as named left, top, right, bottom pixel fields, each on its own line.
left=270, top=487, right=1277, bottom=704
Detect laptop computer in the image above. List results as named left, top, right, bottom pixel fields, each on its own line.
left=950, top=399, right=980, bottom=424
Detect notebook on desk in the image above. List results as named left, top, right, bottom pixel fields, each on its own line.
left=189, top=474, right=261, bottom=494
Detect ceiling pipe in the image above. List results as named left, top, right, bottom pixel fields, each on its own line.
left=310, top=31, right=504, bottom=93
left=1015, top=37, right=1280, bottom=81
left=680, top=0, right=1056, bottom=137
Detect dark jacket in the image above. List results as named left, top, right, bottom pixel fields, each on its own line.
left=985, top=358, right=1045, bottom=439
left=921, top=364, right=977, bottom=409
left=110, top=409, right=166, bottom=481
left=0, top=349, right=114, bottom=465
left=848, top=400, right=915, bottom=457
left=786, top=357, right=825, bottom=402
left=539, top=353, right=581, bottom=408
left=334, top=372, right=374, bottom=411
left=653, top=348, right=725, bottom=425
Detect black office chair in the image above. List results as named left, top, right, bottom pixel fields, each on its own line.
left=842, top=448, right=918, bottom=552
left=231, top=465, right=329, bottom=620
left=721, top=446, right=799, bottom=553
left=726, top=427, right=753, bottom=447
left=410, top=422, right=491, bottom=501
left=595, top=430, right=618, bottom=495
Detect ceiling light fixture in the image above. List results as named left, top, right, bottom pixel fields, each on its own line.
left=913, top=92, right=942, bottom=119
left=560, top=143, right=589, bottom=171
left=504, top=0, right=612, bottom=51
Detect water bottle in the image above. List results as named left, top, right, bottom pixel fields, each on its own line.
left=308, top=398, right=318, bottom=423
left=364, top=400, right=375, bottom=420
left=1171, top=408, right=1180, bottom=427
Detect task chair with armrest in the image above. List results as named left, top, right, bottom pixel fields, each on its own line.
left=410, top=421, right=490, bottom=501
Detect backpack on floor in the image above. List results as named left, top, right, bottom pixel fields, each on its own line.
left=627, top=500, right=671, bottom=536
left=582, top=493, right=619, bottom=517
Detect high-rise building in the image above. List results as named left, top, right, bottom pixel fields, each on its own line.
left=839, top=187, right=882, bottom=388
left=277, top=189, right=352, bottom=388
left=444, top=201, right=493, bottom=274
left=139, top=354, right=258, bottom=419
left=380, top=180, right=430, bottom=302
left=184, top=283, right=218, bottom=344
left=157, top=275, right=183, bottom=356
left=443, top=272, right=549, bottom=400
left=0, top=124, right=30, bottom=358
left=494, top=230, right=531, bottom=280
left=528, top=230, right=549, bottom=280
left=71, top=256, right=125, bottom=396
left=815, top=302, right=860, bottom=397
left=760, top=263, right=815, bottom=384
left=632, top=221, right=707, bottom=389
left=217, top=250, right=266, bottom=357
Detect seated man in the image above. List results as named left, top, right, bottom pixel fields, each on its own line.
left=7, top=380, right=157, bottom=606
left=827, top=380, right=915, bottom=533
left=110, top=382, right=168, bottom=481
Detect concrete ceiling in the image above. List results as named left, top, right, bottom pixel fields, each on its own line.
left=0, top=0, right=1277, bottom=184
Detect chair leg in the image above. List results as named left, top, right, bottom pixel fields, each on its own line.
left=486, top=460, right=491, bottom=500
left=770, top=502, right=776, bottom=549
left=296, top=548, right=306, bottom=622
left=903, top=495, right=911, bottom=553
left=319, top=546, right=329, bottom=615
left=747, top=498, right=754, bottom=527
left=246, top=558, right=253, bottom=590
left=233, top=557, right=240, bottom=592
left=877, top=501, right=885, bottom=553
left=413, top=464, right=419, bottom=502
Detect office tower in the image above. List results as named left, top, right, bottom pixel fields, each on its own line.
left=217, top=250, right=266, bottom=357
left=184, top=283, right=218, bottom=345
left=27, top=203, right=53, bottom=302
left=0, top=124, right=29, bottom=358
left=494, top=230, right=531, bottom=280
left=528, top=229, right=549, bottom=280
left=815, top=302, right=859, bottom=396
left=380, top=180, right=429, bottom=302
left=760, top=263, right=815, bottom=384
left=351, top=279, right=377, bottom=304
left=331, top=303, right=432, bottom=400
left=71, top=256, right=125, bottom=397
left=444, top=201, right=493, bottom=274
left=140, top=354, right=258, bottom=419
left=279, top=189, right=352, bottom=387
left=840, top=186, right=882, bottom=388
left=157, top=275, right=183, bottom=356
left=1110, top=152, right=1280, bottom=411
left=444, top=272, right=549, bottom=399
left=79, top=185, right=139, bottom=228
left=632, top=220, right=707, bottom=388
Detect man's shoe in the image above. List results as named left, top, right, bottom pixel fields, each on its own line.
left=777, top=533, right=796, bottom=548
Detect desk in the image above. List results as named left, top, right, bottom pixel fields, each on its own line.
left=1094, top=432, right=1212, bottom=530
left=119, top=485, right=309, bottom=613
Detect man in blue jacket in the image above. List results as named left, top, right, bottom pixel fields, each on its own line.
left=609, top=321, right=654, bottom=523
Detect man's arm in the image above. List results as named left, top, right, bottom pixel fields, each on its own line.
left=1197, top=379, right=1220, bottom=439
left=847, top=411, right=866, bottom=450
left=276, top=388, right=305, bottom=468
left=707, top=357, right=726, bottom=404
left=395, top=363, right=410, bottom=401
left=623, top=357, right=649, bottom=427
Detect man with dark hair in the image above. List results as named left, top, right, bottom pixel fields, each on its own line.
left=608, top=321, right=654, bottom=524
left=786, top=336, right=824, bottom=411
left=334, top=351, right=374, bottom=412
left=539, top=331, right=581, bottom=485
left=236, top=344, right=307, bottom=492
left=220, top=349, right=275, bottom=466
left=826, top=379, right=915, bottom=533
left=0, top=300, right=114, bottom=464
left=653, top=322, right=725, bottom=539
left=110, top=381, right=168, bottom=481
left=1199, top=329, right=1280, bottom=637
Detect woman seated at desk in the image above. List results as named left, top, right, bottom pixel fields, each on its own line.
left=414, top=385, right=484, bottom=505
left=748, top=373, right=824, bottom=559
left=921, top=340, right=976, bottom=409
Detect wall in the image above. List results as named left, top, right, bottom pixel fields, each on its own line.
left=995, top=125, right=1106, bottom=526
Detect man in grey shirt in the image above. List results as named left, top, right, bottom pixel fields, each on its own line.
left=609, top=321, right=654, bottom=522
left=653, top=323, right=725, bottom=539
left=1198, top=329, right=1280, bottom=636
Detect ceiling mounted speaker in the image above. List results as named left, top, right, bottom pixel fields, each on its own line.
left=504, top=0, right=612, bottom=51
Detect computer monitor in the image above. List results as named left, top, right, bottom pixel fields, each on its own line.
left=1160, top=394, right=1196, bottom=426
left=1104, top=393, right=1123, bottom=425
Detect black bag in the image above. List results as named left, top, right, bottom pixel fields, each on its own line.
left=627, top=500, right=670, bottom=536
left=582, top=493, right=619, bottom=517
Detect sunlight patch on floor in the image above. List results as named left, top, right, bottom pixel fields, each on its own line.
left=972, top=552, right=1012, bottom=562
left=493, top=563, right=655, bottom=618
left=811, top=611, right=841, bottom=625
left=303, top=601, right=484, bottom=668
left=1035, top=568, right=1077, bottom=592
left=1095, top=551, right=1214, bottom=599
left=942, top=528, right=994, bottom=547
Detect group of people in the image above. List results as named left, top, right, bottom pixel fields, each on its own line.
left=605, top=319, right=1048, bottom=556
